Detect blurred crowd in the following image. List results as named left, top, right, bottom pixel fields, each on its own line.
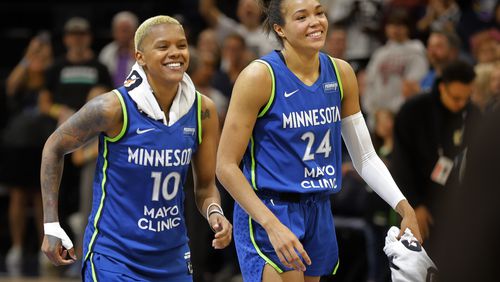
left=0, top=0, right=498, bottom=281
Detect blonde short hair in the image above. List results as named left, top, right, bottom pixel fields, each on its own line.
left=134, top=15, right=181, bottom=51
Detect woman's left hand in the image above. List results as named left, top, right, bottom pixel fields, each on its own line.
left=396, top=200, right=423, bottom=243
left=400, top=211, right=423, bottom=243
left=209, top=213, right=233, bottom=249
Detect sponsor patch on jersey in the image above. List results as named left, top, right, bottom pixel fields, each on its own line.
left=124, top=70, right=143, bottom=91
left=323, top=82, right=339, bottom=93
left=183, top=127, right=195, bottom=136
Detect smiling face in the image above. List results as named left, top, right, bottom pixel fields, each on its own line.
left=136, top=23, right=189, bottom=84
left=274, top=0, right=328, bottom=53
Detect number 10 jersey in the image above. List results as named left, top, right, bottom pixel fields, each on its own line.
left=83, top=86, right=201, bottom=277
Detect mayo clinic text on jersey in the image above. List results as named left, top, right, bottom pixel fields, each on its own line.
left=138, top=205, right=182, bottom=232
left=302, top=165, right=338, bottom=189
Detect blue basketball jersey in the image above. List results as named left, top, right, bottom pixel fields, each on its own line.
left=83, top=86, right=201, bottom=278
left=242, top=51, right=343, bottom=195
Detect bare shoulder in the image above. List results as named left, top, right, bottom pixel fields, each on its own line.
left=52, top=90, right=123, bottom=146
left=81, top=90, right=118, bottom=110
left=78, top=90, right=123, bottom=136
left=196, top=93, right=218, bottom=125
left=332, top=58, right=361, bottom=117
left=231, top=61, right=273, bottom=110
left=239, top=60, right=272, bottom=81
left=197, top=93, right=219, bottom=137
left=238, top=60, right=273, bottom=89
left=89, top=90, right=123, bottom=120
left=199, top=93, right=217, bottom=119
left=333, top=58, right=356, bottom=82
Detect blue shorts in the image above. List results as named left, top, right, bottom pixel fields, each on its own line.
left=233, top=191, right=339, bottom=281
left=82, top=246, right=193, bottom=282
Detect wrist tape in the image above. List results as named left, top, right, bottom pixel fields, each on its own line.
left=44, top=222, right=74, bottom=249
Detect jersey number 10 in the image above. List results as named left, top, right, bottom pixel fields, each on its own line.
left=151, top=171, right=181, bottom=201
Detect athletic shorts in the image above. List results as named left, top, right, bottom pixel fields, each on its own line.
left=82, top=247, right=193, bottom=282
left=233, top=190, right=339, bottom=281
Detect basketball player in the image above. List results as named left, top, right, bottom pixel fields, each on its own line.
left=216, top=0, right=421, bottom=281
left=40, top=15, right=232, bottom=281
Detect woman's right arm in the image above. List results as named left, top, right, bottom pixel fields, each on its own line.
left=41, top=90, right=123, bottom=265
left=216, top=61, right=311, bottom=271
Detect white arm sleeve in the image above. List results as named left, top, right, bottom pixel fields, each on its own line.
left=341, top=111, right=405, bottom=209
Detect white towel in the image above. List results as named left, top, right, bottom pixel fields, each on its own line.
left=124, top=62, right=196, bottom=126
left=383, top=226, right=438, bottom=282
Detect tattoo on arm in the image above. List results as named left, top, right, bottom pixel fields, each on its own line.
left=41, top=92, right=120, bottom=222
left=201, top=109, right=211, bottom=120
left=40, top=150, right=64, bottom=222
left=57, top=95, right=115, bottom=146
